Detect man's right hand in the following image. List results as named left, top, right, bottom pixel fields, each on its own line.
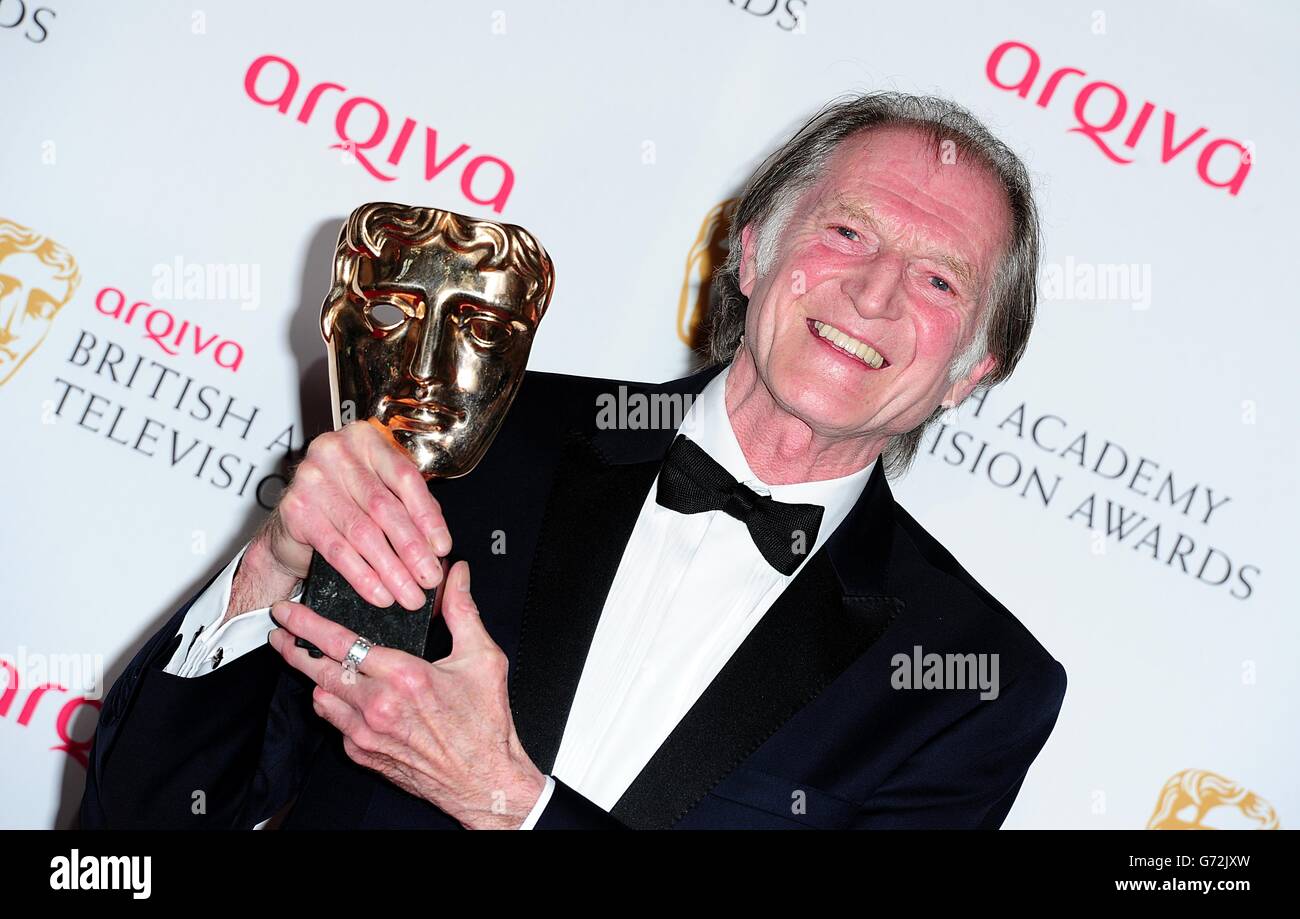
left=224, top=419, right=452, bottom=624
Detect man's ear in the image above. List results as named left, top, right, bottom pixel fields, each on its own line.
left=940, top=351, right=998, bottom=409
left=738, top=223, right=759, bottom=297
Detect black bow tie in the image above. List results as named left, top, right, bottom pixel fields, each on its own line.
left=655, top=434, right=823, bottom=576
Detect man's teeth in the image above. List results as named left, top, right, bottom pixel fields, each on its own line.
left=813, top=320, right=886, bottom=369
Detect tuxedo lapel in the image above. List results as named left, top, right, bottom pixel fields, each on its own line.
left=509, top=430, right=664, bottom=778
left=612, top=551, right=901, bottom=829
left=509, top=363, right=906, bottom=829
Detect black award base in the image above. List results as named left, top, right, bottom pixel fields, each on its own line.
left=294, top=549, right=435, bottom=659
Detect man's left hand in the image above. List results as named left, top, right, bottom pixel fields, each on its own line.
left=268, top=560, right=547, bottom=830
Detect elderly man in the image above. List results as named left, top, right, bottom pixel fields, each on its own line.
left=82, top=91, right=1065, bottom=830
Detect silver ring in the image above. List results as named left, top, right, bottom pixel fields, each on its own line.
left=342, top=636, right=373, bottom=675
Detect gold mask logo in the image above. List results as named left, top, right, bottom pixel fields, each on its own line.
left=678, top=199, right=737, bottom=348
left=1147, top=768, right=1279, bottom=829
left=0, top=218, right=80, bottom=387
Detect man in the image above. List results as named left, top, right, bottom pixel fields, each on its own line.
left=81, top=91, right=1065, bottom=830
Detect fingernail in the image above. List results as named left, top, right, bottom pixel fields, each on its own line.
left=374, top=585, right=395, bottom=607
left=403, top=583, right=426, bottom=609
left=458, top=563, right=471, bottom=591
left=431, top=527, right=452, bottom=556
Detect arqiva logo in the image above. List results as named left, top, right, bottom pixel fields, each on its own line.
left=986, top=40, right=1251, bottom=196
left=243, top=54, right=515, bottom=212
left=1, top=655, right=99, bottom=768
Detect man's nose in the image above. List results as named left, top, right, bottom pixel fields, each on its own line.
left=842, top=253, right=906, bottom=321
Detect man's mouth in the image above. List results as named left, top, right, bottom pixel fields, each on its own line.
left=808, top=319, right=889, bottom=370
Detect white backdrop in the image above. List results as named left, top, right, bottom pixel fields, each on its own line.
left=1, top=0, right=1295, bottom=829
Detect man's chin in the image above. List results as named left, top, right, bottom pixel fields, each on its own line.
left=765, top=376, right=869, bottom=428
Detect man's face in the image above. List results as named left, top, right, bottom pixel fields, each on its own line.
left=737, top=125, right=1012, bottom=441
left=325, top=230, right=542, bottom=478
left=0, top=252, right=72, bottom=386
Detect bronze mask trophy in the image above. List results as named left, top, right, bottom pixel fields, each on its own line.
left=295, top=202, right=554, bottom=658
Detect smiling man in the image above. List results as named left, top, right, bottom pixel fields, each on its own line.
left=719, top=120, right=1013, bottom=485
left=83, top=91, right=1065, bottom=830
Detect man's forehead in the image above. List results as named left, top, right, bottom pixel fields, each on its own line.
left=823, top=128, right=1009, bottom=222
left=808, top=133, right=1010, bottom=283
left=829, top=123, right=945, bottom=171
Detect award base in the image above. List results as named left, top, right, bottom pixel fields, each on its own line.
left=294, top=549, right=435, bottom=659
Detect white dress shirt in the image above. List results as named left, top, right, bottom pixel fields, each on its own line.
left=164, top=363, right=875, bottom=829
left=163, top=542, right=299, bottom=678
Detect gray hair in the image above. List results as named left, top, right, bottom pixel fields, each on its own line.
left=706, top=91, right=1042, bottom=479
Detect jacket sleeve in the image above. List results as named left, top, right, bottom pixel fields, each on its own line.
left=531, top=658, right=1065, bottom=830
left=79, top=567, right=324, bottom=829
left=852, top=657, right=1068, bottom=829
left=162, top=540, right=301, bottom=678
left=531, top=776, right=632, bottom=830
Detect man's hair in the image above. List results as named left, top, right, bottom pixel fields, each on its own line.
left=706, top=91, right=1042, bottom=478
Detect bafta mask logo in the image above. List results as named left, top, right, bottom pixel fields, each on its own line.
left=1147, top=768, right=1279, bottom=829
left=0, top=219, right=80, bottom=387
left=321, top=203, right=554, bottom=479
left=678, top=198, right=736, bottom=348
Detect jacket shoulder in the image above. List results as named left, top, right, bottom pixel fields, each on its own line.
left=512, top=366, right=708, bottom=434
left=887, top=498, right=1066, bottom=700
left=516, top=366, right=704, bottom=400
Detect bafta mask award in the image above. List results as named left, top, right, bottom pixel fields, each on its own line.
left=295, top=202, right=555, bottom=658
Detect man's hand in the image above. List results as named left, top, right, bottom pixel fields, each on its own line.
left=225, top=419, right=452, bottom=624
left=266, top=560, right=547, bottom=830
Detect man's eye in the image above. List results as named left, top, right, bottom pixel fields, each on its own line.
left=930, top=276, right=953, bottom=294
left=834, top=226, right=859, bottom=241
left=466, top=315, right=511, bottom=347
left=366, top=301, right=407, bottom=329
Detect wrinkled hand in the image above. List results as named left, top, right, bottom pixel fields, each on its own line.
left=261, top=418, right=452, bottom=611
left=267, top=560, right=546, bottom=829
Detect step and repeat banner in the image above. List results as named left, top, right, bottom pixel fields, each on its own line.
left=1, top=0, right=1294, bottom=829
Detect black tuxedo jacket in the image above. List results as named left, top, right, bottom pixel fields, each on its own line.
left=81, top=363, right=1066, bottom=830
